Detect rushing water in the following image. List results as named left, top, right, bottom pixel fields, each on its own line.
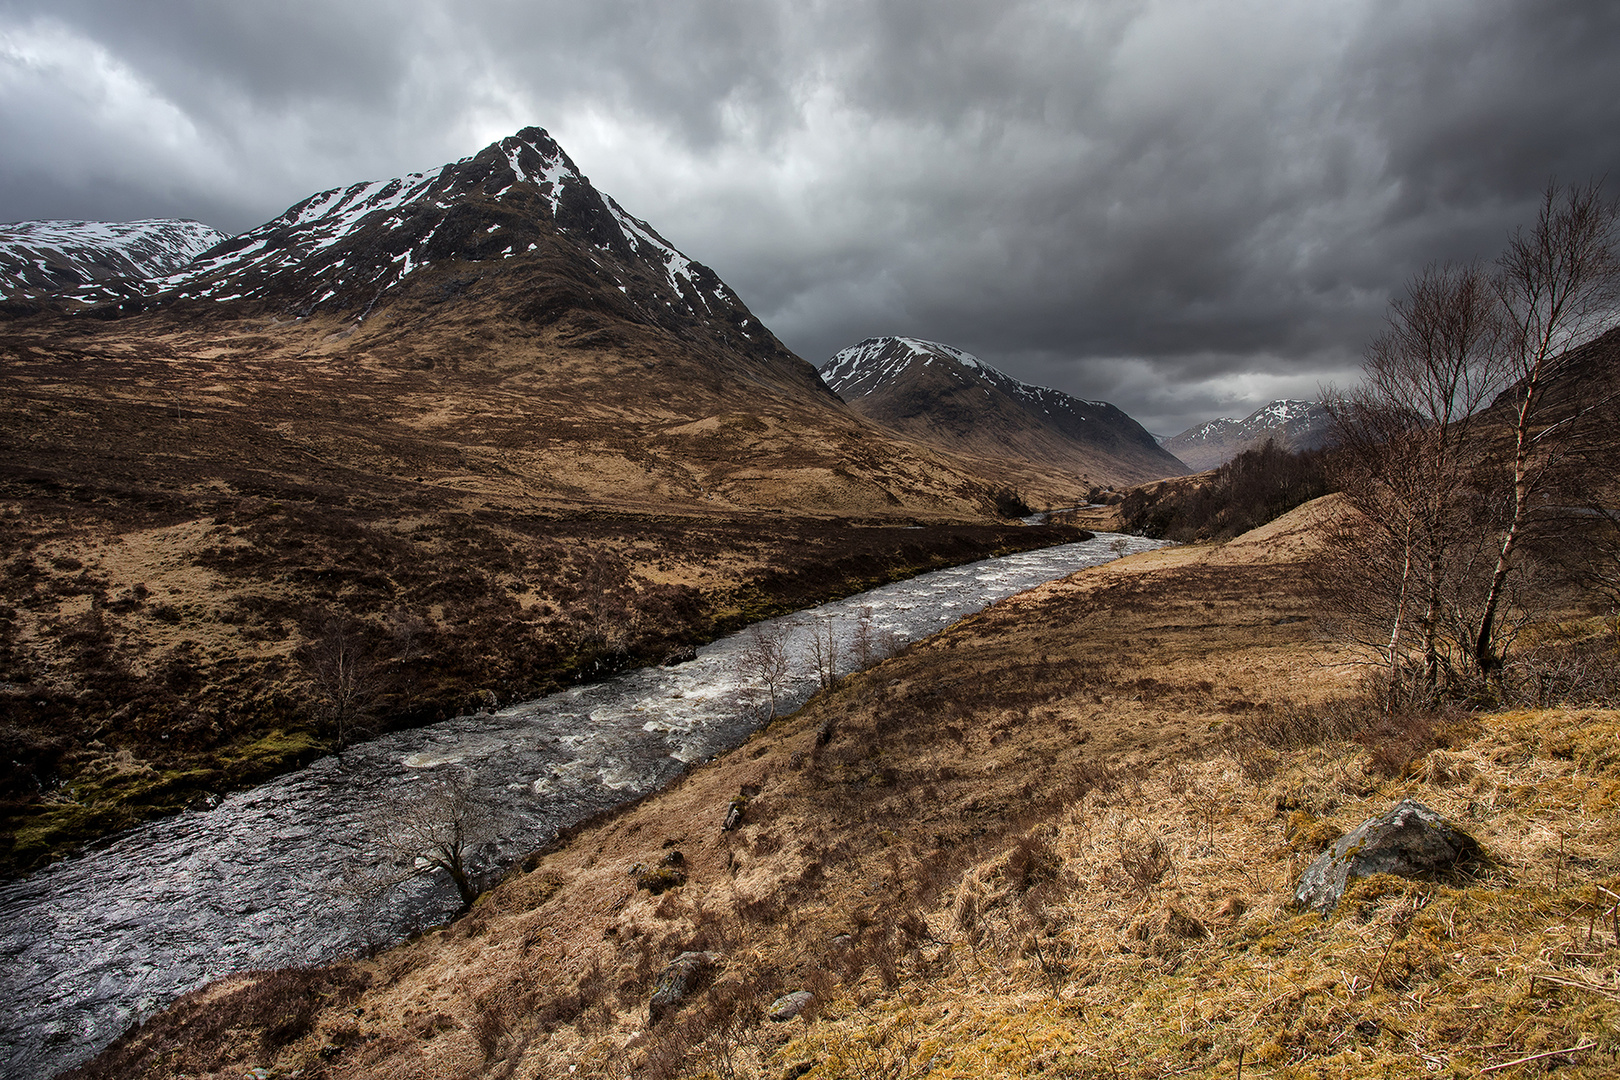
left=0, top=532, right=1162, bottom=1079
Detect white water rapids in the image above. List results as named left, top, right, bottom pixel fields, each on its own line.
left=0, top=532, right=1162, bottom=1078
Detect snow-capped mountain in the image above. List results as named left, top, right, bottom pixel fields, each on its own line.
left=48, top=130, right=757, bottom=334
left=9, top=127, right=822, bottom=401
left=0, top=219, right=228, bottom=300
left=1163, top=399, right=1333, bottom=470
left=4, top=128, right=1053, bottom=521
left=821, top=336, right=1188, bottom=485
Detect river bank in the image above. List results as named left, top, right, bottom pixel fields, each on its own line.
left=3, top=516, right=1088, bottom=878
left=67, top=504, right=1474, bottom=1080
left=3, top=532, right=1156, bottom=1080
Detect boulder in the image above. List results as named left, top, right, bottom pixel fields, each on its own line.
left=769, top=990, right=814, bottom=1022
left=648, top=951, right=717, bottom=1024
left=1294, top=799, right=1483, bottom=913
left=722, top=793, right=748, bottom=831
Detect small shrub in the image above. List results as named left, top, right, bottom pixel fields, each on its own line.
left=1116, top=827, right=1172, bottom=894
left=636, top=865, right=688, bottom=895
left=991, top=487, right=1034, bottom=519
left=1357, top=710, right=1439, bottom=779
left=1005, top=830, right=1062, bottom=891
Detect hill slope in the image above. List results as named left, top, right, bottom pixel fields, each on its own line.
left=821, top=337, right=1189, bottom=489
left=71, top=505, right=1620, bottom=1080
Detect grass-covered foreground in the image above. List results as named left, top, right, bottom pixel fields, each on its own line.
left=66, top=502, right=1620, bottom=1079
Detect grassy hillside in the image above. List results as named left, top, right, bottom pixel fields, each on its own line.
left=0, top=302, right=1106, bottom=877
left=75, top=500, right=1620, bottom=1079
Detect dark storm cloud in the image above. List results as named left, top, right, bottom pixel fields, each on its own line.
left=2, top=0, right=1617, bottom=433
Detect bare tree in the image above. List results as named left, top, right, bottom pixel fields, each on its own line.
left=736, top=622, right=793, bottom=720
left=1328, top=181, right=1620, bottom=696
left=352, top=769, right=506, bottom=912
left=1471, top=181, right=1620, bottom=671
left=849, top=605, right=901, bottom=671
left=806, top=613, right=840, bottom=692
left=1325, top=261, right=1505, bottom=701
left=299, top=617, right=386, bottom=754
left=850, top=606, right=881, bottom=670
left=579, top=552, right=636, bottom=657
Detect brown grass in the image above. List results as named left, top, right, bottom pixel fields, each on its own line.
left=63, top=507, right=1620, bottom=1079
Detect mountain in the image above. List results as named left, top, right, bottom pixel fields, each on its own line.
left=0, top=218, right=227, bottom=300
left=1164, top=399, right=1333, bottom=471
left=3, top=128, right=1026, bottom=516
left=30, top=128, right=832, bottom=405
left=820, top=336, right=1189, bottom=488
left=2, top=127, right=1104, bottom=885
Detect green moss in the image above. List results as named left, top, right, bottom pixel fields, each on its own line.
left=1, top=728, right=326, bottom=876
left=216, top=727, right=325, bottom=775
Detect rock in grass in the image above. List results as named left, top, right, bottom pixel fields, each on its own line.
left=769, top=990, right=814, bottom=1021
left=648, top=951, right=717, bottom=1024
left=1294, top=799, right=1483, bottom=913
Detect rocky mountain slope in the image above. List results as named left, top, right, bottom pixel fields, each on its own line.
left=1164, top=399, right=1333, bottom=470
left=821, top=337, right=1189, bottom=489
left=0, top=219, right=228, bottom=301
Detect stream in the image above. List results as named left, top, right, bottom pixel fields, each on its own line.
left=0, top=532, right=1162, bottom=1079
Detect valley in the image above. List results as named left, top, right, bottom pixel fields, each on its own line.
left=1, top=534, right=1166, bottom=1080
left=1, top=131, right=1133, bottom=877
left=61, top=500, right=1620, bottom=1080
left=4, top=123, right=1618, bottom=1080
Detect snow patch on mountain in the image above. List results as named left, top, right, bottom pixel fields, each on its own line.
left=0, top=219, right=228, bottom=299
left=819, top=335, right=1188, bottom=481
left=34, top=127, right=742, bottom=325
left=821, top=337, right=1106, bottom=411
left=1164, top=399, right=1333, bottom=470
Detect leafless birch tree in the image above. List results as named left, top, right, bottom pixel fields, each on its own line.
left=299, top=617, right=386, bottom=754
left=1326, top=261, right=1505, bottom=700
left=1470, top=181, right=1620, bottom=672
left=806, top=613, right=840, bottom=692
left=351, top=769, right=506, bottom=912
left=737, top=622, right=793, bottom=720
left=1329, top=181, right=1620, bottom=697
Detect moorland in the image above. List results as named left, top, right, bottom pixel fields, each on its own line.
left=64, top=496, right=1620, bottom=1080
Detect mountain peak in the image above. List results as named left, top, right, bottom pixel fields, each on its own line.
left=821, top=336, right=1001, bottom=399
left=19, top=126, right=768, bottom=341
left=820, top=335, right=1187, bottom=485
left=1164, top=399, right=1333, bottom=470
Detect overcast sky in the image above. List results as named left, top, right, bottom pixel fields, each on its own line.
left=3, top=0, right=1617, bottom=434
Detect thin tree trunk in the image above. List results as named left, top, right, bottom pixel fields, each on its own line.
left=1473, top=362, right=1545, bottom=673
left=1387, top=527, right=1415, bottom=714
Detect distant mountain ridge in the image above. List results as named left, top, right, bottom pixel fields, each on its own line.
left=1164, top=399, right=1333, bottom=471
left=0, top=219, right=228, bottom=300
left=821, top=336, right=1189, bottom=486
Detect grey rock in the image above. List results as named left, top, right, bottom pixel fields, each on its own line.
left=722, top=794, right=747, bottom=831
left=648, top=950, right=717, bottom=1024
left=769, top=990, right=814, bottom=1022
left=1294, top=799, right=1483, bottom=913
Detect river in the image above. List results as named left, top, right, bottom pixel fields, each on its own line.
left=0, top=532, right=1161, bottom=1078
